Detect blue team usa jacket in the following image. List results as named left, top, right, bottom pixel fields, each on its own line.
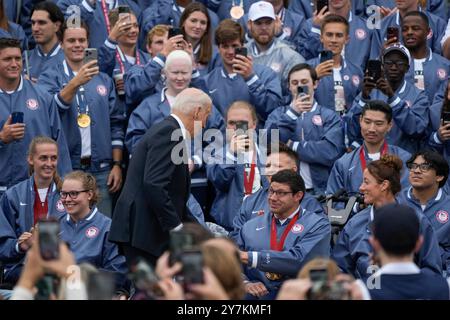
left=398, top=188, right=450, bottom=274
left=237, top=207, right=331, bottom=293
left=0, top=177, right=65, bottom=282
left=38, top=60, right=125, bottom=171
left=347, top=80, right=429, bottom=154
left=332, top=206, right=443, bottom=281
left=265, top=103, right=345, bottom=192
left=0, top=77, right=72, bottom=190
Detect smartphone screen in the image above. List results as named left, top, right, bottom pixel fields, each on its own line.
left=234, top=47, right=248, bottom=57
left=180, top=250, right=204, bottom=290
left=387, top=26, right=399, bottom=41
left=168, top=27, right=182, bottom=39
left=442, top=111, right=450, bottom=124
left=83, top=48, right=98, bottom=66
left=11, top=112, right=24, bottom=124
left=316, top=0, right=328, bottom=13
left=118, top=5, right=131, bottom=23
left=320, top=50, right=333, bottom=63
left=309, top=268, right=328, bottom=282
left=297, top=85, right=309, bottom=96
left=39, top=220, right=60, bottom=261
left=367, top=59, right=382, bottom=82
left=169, top=230, right=194, bottom=265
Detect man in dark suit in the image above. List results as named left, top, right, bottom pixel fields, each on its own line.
left=109, top=88, right=212, bottom=266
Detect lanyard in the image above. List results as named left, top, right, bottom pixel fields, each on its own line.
left=243, top=151, right=256, bottom=195
left=33, top=181, right=50, bottom=225
left=270, top=212, right=300, bottom=251
left=359, top=141, right=388, bottom=172
left=116, top=47, right=142, bottom=73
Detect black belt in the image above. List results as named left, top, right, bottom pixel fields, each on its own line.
left=80, top=157, right=91, bottom=166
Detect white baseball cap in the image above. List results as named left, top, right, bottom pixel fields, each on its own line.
left=248, top=1, right=276, bottom=22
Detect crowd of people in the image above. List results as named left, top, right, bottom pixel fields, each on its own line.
left=1, top=0, right=450, bottom=300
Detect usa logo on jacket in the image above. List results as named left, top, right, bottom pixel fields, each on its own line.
left=436, top=210, right=449, bottom=224
left=86, top=226, right=100, bottom=238
left=291, top=223, right=304, bottom=234
left=26, top=99, right=39, bottom=110
left=96, top=85, right=107, bottom=96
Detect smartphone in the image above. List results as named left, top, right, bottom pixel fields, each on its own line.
left=180, top=250, right=204, bottom=290
left=367, top=59, right=382, bottom=82
left=442, top=111, right=450, bottom=125
left=234, top=47, right=248, bottom=57
left=297, top=85, right=309, bottom=96
left=320, top=50, right=333, bottom=63
left=38, top=220, right=60, bottom=261
left=309, top=268, right=328, bottom=282
left=87, top=271, right=115, bottom=300
left=11, top=111, right=24, bottom=124
left=316, top=0, right=328, bottom=13
left=168, top=27, right=182, bottom=39
left=83, top=48, right=98, bottom=66
left=387, top=26, right=399, bottom=41
left=169, top=230, right=194, bottom=265
left=118, top=5, right=131, bottom=23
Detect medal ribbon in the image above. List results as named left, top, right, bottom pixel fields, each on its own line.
left=270, top=211, right=300, bottom=251
left=243, top=151, right=256, bottom=195
left=359, top=141, right=388, bottom=172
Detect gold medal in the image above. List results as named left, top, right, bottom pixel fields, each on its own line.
left=265, top=272, right=282, bottom=281
left=77, top=113, right=91, bottom=128
left=230, top=5, right=244, bottom=19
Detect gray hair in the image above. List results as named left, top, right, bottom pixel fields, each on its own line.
left=165, top=50, right=193, bottom=71
left=171, top=88, right=212, bottom=115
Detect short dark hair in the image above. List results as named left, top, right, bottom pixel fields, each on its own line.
left=0, top=37, right=21, bottom=52
left=268, top=142, right=299, bottom=168
left=403, top=10, right=430, bottom=27
left=215, top=19, right=244, bottom=46
left=61, top=20, right=90, bottom=41
left=406, top=150, right=449, bottom=187
left=321, top=14, right=349, bottom=35
left=288, top=63, right=318, bottom=83
left=271, top=169, right=305, bottom=194
left=31, top=1, right=65, bottom=41
left=372, top=204, right=420, bottom=256
left=361, top=100, right=393, bottom=123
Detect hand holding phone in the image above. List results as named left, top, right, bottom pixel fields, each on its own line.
left=366, top=60, right=382, bottom=82
left=297, top=85, right=309, bottom=97
left=442, top=111, right=450, bottom=125
left=234, top=47, right=248, bottom=58
left=320, top=50, right=333, bottom=63
left=169, top=230, right=194, bottom=266
left=316, top=0, right=328, bottom=13
left=168, top=27, right=182, bottom=39
left=180, top=250, right=204, bottom=291
left=118, top=5, right=131, bottom=23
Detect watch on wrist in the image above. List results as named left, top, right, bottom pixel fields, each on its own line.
left=112, top=160, right=122, bottom=167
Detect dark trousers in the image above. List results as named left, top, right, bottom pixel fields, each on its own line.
left=121, top=244, right=158, bottom=268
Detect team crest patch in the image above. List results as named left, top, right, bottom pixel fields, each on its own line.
left=26, top=99, right=39, bottom=110
left=355, top=28, right=366, bottom=40
left=270, top=62, right=281, bottom=73
left=312, top=115, right=323, bottom=126
left=96, top=85, right=107, bottom=96
left=56, top=200, right=65, bottom=212
left=352, top=75, right=360, bottom=87
left=436, top=210, right=449, bottom=224
left=283, top=27, right=292, bottom=37
left=85, top=226, right=100, bottom=238
left=343, top=75, right=350, bottom=81
left=437, top=68, right=447, bottom=80
left=291, top=223, right=304, bottom=234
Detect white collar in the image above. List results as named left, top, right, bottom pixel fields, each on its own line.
left=398, top=80, right=407, bottom=94
left=0, top=75, right=24, bottom=93
left=372, top=262, right=420, bottom=278
left=407, top=187, right=443, bottom=203
left=66, top=207, right=98, bottom=222
left=37, top=43, right=61, bottom=57
left=220, top=68, right=238, bottom=79
left=170, top=113, right=188, bottom=141
left=274, top=205, right=301, bottom=225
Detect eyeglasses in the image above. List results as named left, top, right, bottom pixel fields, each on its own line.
left=406, top=162, right=432, bottom=172
left=383, top=60, right=407, bottom=68
left=268, top=188, right=293, bottom=197
left=60, top=190, right=89, bottom=199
